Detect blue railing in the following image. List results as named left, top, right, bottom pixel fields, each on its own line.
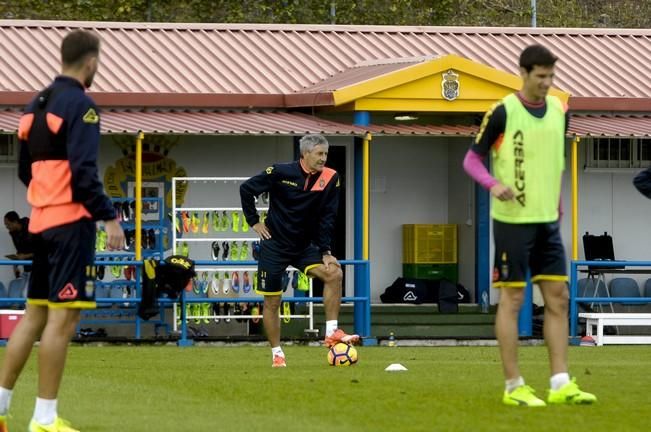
left=0, top=258, right=372, bottom=345
left=569, top=260, right=651, bottom=339
left=175, top=259, right=371, bottom=346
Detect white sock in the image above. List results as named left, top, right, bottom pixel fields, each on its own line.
left=550, top=372, right=570, bottom=390
left=271, top=346, right=284, bottom=358
left=33, top=397, right=57, bottom=425
left=505, top=376, right=525, bottom=393
left=0, top=387, right=13, bottom=415
left=325, top=320, right=338, bottom=337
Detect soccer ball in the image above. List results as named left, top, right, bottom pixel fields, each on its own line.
left=327, top=343, right=358, bottom=366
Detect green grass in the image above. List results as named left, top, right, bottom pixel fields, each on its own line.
left=1, top=345, right=649, bottom=431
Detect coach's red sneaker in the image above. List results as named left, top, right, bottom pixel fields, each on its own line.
left=324, top=329, right=360, bottom=348
left=272, top=354, right=287, bottom=368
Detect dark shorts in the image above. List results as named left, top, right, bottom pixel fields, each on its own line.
left=256, top=238, right=322, bottom=295
left=28, top=219, right=97, bottom=308
left=492, top=220, right=567, bottom=288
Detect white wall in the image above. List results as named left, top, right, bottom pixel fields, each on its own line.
left=369, top=136, right=450, bottom=301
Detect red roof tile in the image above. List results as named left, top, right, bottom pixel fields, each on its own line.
left=0, top=21, right=649, bottom=108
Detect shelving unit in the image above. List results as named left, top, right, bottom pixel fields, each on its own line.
left=79, top=197, right=169, bottom=339
left=171, top=177, right=316, bottom=344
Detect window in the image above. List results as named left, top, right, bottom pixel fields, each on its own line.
left=0, top=134, right=18, bottom=163
left=585, top=137, right=651, bottom=170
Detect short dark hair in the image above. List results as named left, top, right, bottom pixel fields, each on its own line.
left=4, top=211, right=19, bottom=222
left=61, top=30, right=100, bottom=67
left=519, top=44, right=558, bottom=72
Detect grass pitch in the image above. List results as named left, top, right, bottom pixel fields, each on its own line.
left=1, top=344, right=649, bottom=431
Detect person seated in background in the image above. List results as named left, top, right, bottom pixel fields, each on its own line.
left=633, top=166, right=651, bottom=199
left=4, top=211, right=35, bottom=277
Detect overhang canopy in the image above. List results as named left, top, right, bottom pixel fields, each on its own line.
left=0, top=110, right=649, bottom=138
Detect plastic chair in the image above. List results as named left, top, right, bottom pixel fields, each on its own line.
left=609, top=277, right=641, bottom=308
left=7, top=278, right=26, bottom=299
left=644, top=278, right=651, bottom=298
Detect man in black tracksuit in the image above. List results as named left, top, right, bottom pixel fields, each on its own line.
left=241, top=134, right=358, bottom=367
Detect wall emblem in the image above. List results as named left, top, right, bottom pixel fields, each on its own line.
left=441, top=69, right=460, bottom=101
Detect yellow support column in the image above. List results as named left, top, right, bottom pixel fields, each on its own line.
left=362, top=132, right=372, bottom=260
left=135, top=132, right=144, bottom=261
left=571, top=136, right=580, bottom=260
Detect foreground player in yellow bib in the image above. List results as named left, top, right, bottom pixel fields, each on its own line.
left=463, top=44, right=596, bottom=407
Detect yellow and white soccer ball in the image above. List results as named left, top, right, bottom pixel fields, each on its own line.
left=327, top=342, right=358, bottom=366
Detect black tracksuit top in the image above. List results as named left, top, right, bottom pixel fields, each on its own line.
left=240, top=160, right=340, bottom=254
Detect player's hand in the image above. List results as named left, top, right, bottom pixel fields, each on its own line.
left=490, top=183, right=515, bottom=201
left=253, top=222, right=271, bottom=240
left=323, top=254, right=340, bottom=270
left=104, top=219, right=125, bottom=250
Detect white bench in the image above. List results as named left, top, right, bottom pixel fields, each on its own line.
left=579, top=313, right=651, bottom=346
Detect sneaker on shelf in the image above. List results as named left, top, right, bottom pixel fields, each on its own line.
left=212, top=211, right=220, bottom=233
left=180, top=241, right=190, bottom=257
left=242, top=271, right=251, bottom=293
left=240, top=241, right=249, bottom=260
left=547, top=378, right=597, bottom=405
left=113, top=202, right=122, bottom=222
left=503, top=385, right=547, bottom=407
left=202, top=212, right=209, bottom=234
left=252, top=241, right=261, bottom=260
left=242, top=217, right=250, bottom=232
left=220, top=210, right=230, bottom=232
left=191, top=212, right=201, bottom=233
left=251, top=303, right=260, bottom=323
left=175, top=213, right=182, bottom=233
left=324, top=329, right=360, bottom=348
left=272, top=354, right=286, bottom=368
left=181, top=211, right=191, bottom=233
left=232, top=271, right=240, bottom=293
left=211, top=241, right=221, bottom=261
left=232, top=211, right=240, bottom=233
left=209, top=272, right=220, bottom=296
left=221, top=241, right=230, bottom=260
left=253, top=271, right=259, bottom=292
left=222, top=272, right=231, bottom=295
left=223, top=302, right=232, bottom=323
left=122, top=201, right=131, bottom=222
left=212, top=302, right=221, bottom=324
left=230, top=241, right=240, bottom=261
left=147, top=229, right=156, bottom=250
left=96, top=229, right=107, bottom=251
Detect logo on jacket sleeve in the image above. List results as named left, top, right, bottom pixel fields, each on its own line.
left=83, top=108, right=99, bottom=124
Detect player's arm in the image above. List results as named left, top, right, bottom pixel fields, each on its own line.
left=67, top=99, right=116, bottom=222
left=240, top=166, right=274, bottom=239
left=316, top=173, right=340, bottom=264
left=463, top=103, right=513, bottom=201
left=17, top=107, right=35, bottom=187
